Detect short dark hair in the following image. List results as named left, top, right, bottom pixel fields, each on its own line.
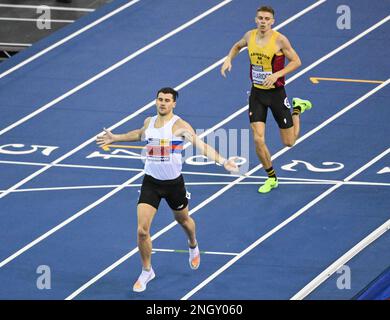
left=157, top=87, right=179, bottom=101
left=257, top=6, right=275, bottom=17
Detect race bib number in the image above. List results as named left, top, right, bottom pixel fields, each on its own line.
left=146, top=138, right=170, bottom=162
left=251, top=65, right=272, bottom=85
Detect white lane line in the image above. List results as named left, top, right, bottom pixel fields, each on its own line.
left=0, top=159, right=326, bottom=180
left=0, top=106, right=244, bottom=269
left=275, top=0, right=327, bottom=29
left=0, top=158, right=367, bottom=184
left=0, top=159, right=341, bottom=181
left=0, top=42, right=32, bottom=47
left=0, top=17, right=74, bottom=23
left=0, top=0, right=317, bottom=200
left=0, top=170, right=144, bottom=269
left=0, top=159, right=145, bottom=173
left=68, top=9, right=390, bottom=302
left=68, top=78, right=389, bottom=300
left=288, top=16, right=390, bottom=83
left=1, top=0, right=323, bottom=288
left=0, top=4, right=94, bottom=12
left=152, top=248, right=239, bottom=256
left=0, top=0, right=233, bottom=138
left=0, top=0, right=140, bottom=79
left=4, top=159, right=390, bottom=186
left=180, top=75, right=390, bottom=299
left=181, top=148, right=390, bottom=300
left=291, top=218, right=390, bottom=300
left=0, top=185, right=142, bottom=193
left=1, top=180, right=389, bottom=193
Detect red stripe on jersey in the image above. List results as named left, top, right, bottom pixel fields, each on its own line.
left=272, top=54, right=285, bottom=87
left=146, top=146, right=170, bottom=157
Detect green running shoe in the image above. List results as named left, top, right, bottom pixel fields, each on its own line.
left=292, top=97, right=312, bottom=113
left=258, top=178, right=278, bottom=193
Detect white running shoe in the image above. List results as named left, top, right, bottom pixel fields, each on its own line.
left=133, top=267, right=155, bottom=292
left=189, top=243, right=200, bottom=270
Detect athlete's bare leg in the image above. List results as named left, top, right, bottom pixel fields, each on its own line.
left=279, top=113, right=300, bottom=147
left=137, top=203, right=157, bottom=270
left=172, top=205, right=197, bottom=247
left=250, top=121, right=273, bottom=168
left=173, top=205, right=200, bottom=269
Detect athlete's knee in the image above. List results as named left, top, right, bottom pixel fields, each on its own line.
left=282, top=136, right=296, bottom=147
left=280, top=128, right=296, bottom=147
left=175, top=214, right=190, bottom=226
left=253, top=132, right=266, bottom=147
left=137, top=226, right=150, bottom=241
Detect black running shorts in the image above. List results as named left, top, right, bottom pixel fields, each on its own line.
left=138, top=174, right=189, bottom=211
left=249, top=85, right=293, bottom=129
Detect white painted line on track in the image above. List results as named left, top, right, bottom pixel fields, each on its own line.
left=3, top=159, right=389, bottom=187
left=0, top=17, right=74, bottom=23
left=1, top=9, right=382, bottom=276
left=67, top=78, right=388, bottom=300
left=0, top=4, right=94, bottom=12
left=181, top=148, right=390, bottom=300
left=0, top=1, right=336, bottom=294
left=0, top=42, right=32, bottom=47
left=1, top=179, right=388, bottom=193
left=65, top=5, right=386, bottom=301
left=152, top=248, right=239, bottom=256
left=0, top=0, right=140, bottom=79
left=291, top=218, right=390, bottom=300
left=0, top=0, right=320, bottom=200
left=0, top=0, right=233, bottom=137
left=0, top=159, right=341, bottom=181
left=0, top=102, right=247, bottom=269
left=0, top=159, right=144, bottom=172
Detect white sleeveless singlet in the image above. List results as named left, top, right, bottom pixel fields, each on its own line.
left=143, top=115, right=184, bottom=180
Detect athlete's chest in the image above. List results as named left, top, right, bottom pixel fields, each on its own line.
left=249, top=32, right=282, bottom=59
left=255, top=34, right=273, bottom=47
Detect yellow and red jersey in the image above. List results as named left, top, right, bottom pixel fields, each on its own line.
left=247, top=29, right=285, bottom=89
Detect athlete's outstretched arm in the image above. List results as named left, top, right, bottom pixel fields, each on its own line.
left=174, top=120, right=238, bottom=173
left=96, top=117, right=150, bottom=148
left=221, top=31, right=250, bottom=77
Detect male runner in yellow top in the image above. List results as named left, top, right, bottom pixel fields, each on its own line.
left=221, top=5, right=312, bottom=193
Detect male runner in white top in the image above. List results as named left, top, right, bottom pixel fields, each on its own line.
left=97, top=87, right=238, bottom=292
